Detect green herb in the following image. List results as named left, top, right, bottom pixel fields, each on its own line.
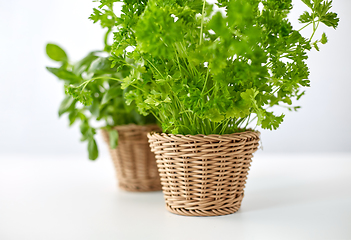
left=109, top=0, right=338, bottom=135
left=46, top=1, right=156, bottom=160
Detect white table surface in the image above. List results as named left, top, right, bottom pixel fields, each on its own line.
left=1, top=152, right=350, bottom=240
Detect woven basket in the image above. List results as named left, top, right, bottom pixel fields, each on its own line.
left=148, top=131, right=260, bottom=216
left=101, top=124, right=162, bottom=192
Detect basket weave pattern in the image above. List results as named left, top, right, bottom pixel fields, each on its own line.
left=148, top=131, right=260, bottom=216
left=102, top=124, right=162, bottom=192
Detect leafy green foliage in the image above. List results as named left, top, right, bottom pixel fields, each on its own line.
left=106, top=0, right=338, bottom=135
left=46, top=25, right=156, bottom=159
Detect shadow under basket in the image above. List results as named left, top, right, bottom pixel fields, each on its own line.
left=148, top=131, right=260, bottom=216
left=101, top=124, right=162, bottom=192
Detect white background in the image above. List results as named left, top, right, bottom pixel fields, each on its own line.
left=0, top=0, right=350, bottom=156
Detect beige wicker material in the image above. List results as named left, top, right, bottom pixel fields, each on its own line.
left=148, top=131, right=260, bottom=216
left=101, top=124, right=162, bottom=192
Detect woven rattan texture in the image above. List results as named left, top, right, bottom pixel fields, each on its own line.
left=148, top=131, right=260, bottom=216
left=101, top=124, right=162, bottom=192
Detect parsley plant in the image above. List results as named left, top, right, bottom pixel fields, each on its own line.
left=109, top=0, right=339, bottom=135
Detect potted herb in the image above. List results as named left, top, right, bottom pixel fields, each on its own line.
left=45, top=1, right=161, bottom=192
left=109, top=0, right=339, bottom=215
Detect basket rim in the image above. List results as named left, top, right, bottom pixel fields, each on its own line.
left=101, top=123, right=161, bottom=132
left=147, top=129, right=260, bottom=139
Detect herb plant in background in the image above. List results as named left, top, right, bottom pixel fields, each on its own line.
left=105, top=0, right=338, bottom=216
left=46, top=3, right=156, bottom=161
left=46, top=0, right=162, bottom=192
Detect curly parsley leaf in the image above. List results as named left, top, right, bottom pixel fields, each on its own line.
left=65, top=85, right=93, bottom=106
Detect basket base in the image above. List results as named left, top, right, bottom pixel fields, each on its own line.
left=164, top=193, right=244, bottom=217
left=165, top=204, right=242, bottom=217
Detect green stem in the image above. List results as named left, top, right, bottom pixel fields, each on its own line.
left=80, top=76, right=121, bottom=91
left=201, top=67, right=210, bottom=95
left=146, top=59, right=165, bottom=79
left=236, top=118, right=246, bottom=129
left=298, top=22, right=312, bottom=32
left=104, top=28, right=112, bottom=49
left=244, top=114, right=251, bottom=129
left=199, top=0, right=206, bottom=45
left=219, top=118, right=231, bottom=135
left=108, top=3, right=118, bottom=21
left=309, top=15, right=320, bottom=42
left=173, top=44, right=183, bottom=74
left=248, top=115, right=257, bottom=125
left=149, top=110, right=162, bottom=124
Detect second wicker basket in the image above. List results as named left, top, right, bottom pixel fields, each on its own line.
left=101, top=124, right=162, bottom=192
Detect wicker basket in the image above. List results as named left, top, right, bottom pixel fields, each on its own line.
left=148, top=131, right=260, bottom=216
left=101, top=124, right=162, bottom=192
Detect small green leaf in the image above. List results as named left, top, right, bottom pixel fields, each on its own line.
left=80, top=121, right=89, bottom=136
left=88, top=138, right=98, bottom=160
left=73, top=52, right=99, bottom=75
left=283, top=97, right=292, bottom=105
left=58, top=96, right=75, bottom=117
left=68, top=110, right=78, bottom=126
left=108, top=129, right=119, bottom=149
left=171, top=127, right=179, bottom=135
left=241, top=88, right=259, bottom=101
left=89, top=58, right=104, bottom=73
left=88, top=57, right=114, bottom=74
left=89, top=100, right=100, bottom=117
left=121, top=76, right=134, bottom=89
left=46, top=43, right=68, bottom=62
left=313, top=41, right=320, bottom=51
left=65, top=85, right=93, bottom=106
left=261, top=112, right=285, bottom=130
left=298, top=11, right=313, bottom=24
left=46, top=67, right=81, bottom=83
left=297, top=91, right=305, bottom=100
left=301, top=0, right=313, bottom=9
left=320, top=12, right=339, bottom=29
left=320, top=32, right=328, bottom=44
left=206, top=108, right=224, bottom=122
